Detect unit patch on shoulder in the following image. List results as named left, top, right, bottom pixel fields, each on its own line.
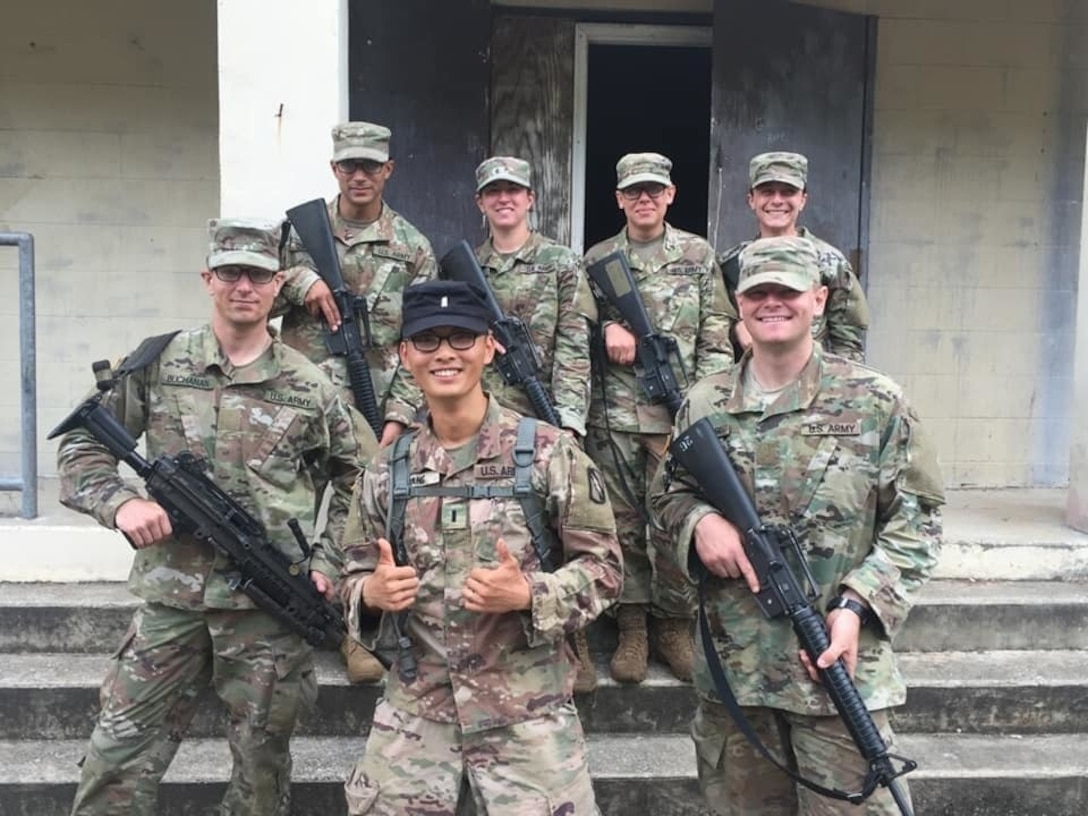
left=587, top=467, right=607, bottom=504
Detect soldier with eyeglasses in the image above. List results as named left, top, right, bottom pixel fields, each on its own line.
left=276, top=121, right=437, bottom=683
left=57, top=218, right=373, bottom=816
left=583, top=152, right=736, bottom=686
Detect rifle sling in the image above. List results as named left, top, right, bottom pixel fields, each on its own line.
left=697, top=575, right=880, bottom=805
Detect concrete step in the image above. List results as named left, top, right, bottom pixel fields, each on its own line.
left=3, top=649, right=1086, bottom=741
left=5, top=579, right=1087, bottom=654
left=892, top=650, right=1088, bottom=734
left=1, top=733, right=1085, bottom=816
left=0, top=651, right=696, bottom=740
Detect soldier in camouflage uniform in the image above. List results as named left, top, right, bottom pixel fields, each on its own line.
left=277, top=121, right=437, bottom=681
left=340, top=280, right=622, bottom=815
left=717, top=152, right=869, bottom=361
left=56, top=219, right=374, bottom=816
left=651, top=236, right=944, bottom=815
left=584, top=152, right=735, bottom=684
left=472, top=155, right=600, bottom=692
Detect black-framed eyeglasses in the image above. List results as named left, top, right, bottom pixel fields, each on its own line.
left=619, top=183, right=667, bottom=201
left=408, top=330, right=481, bottom=352
left=212, top=266, right=278, bottom=285
left=334, top=159, right=387, bottom=176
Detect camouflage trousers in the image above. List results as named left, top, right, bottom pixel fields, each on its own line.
left=585, top=425, right=695, bottom=616
left=692, top=698, right=911, bottom=816
left=70, top=602, right=317, bottom=816
left=344, top=698, right=599, bottom=815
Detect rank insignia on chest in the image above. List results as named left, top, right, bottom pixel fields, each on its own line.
left=474, top=464, right=515, bottom=479
left=801, top=420, right=861, bottom=436
left=409, top=472, right=441, bottom=487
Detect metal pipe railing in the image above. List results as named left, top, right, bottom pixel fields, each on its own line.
left=0, top=232, right=38, bottom=518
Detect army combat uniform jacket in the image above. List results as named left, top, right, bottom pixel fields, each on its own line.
left=719, top=227, right=870, bottom=361
left=57, top=325, right=372, bottom=610
left=585, top=223, right=736, bottom=435
left=278, top=198, right=437, bottom=425
left=475, top=232, right=596, bottom=436
left=651, top=348, right=944, bottom=715
left=340, top=398, right=623, bottom=734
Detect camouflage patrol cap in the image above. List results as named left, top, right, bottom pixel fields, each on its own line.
left=401, top=280, right=491, bottom=339
left=206, top=218, right=282, bottom=273
left=475, top=156, right=532, bottom=192
left=331, top=121, right=391, bottom=163
left=750, top=152, right=808, bottom=190
left=737, top=236, right=820, bottom=294
left=615, top=152, right=673, bottom=190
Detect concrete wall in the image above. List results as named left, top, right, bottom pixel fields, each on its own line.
left=0, top=1, right=219, bottom=500
left=852, top=0, right=1087, bottom=487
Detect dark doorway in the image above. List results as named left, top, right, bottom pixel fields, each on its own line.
left=583, top=44, right=712, bottom=250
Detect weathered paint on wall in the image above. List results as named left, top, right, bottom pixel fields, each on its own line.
left=0, top=0, right=219, bottom=500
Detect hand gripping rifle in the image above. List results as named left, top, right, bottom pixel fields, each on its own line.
left=440, top=240, right=562, bottom=428
left=670, top=417, right=916, bottom=816
left=48, top=369, right=346, bottom=649
left=286, top=199, right=383, bottom=435
left=585, top=251, right=686, bottom=418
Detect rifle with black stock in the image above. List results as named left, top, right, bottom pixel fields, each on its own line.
left=286, top=198, right=383, bottom=435
left=439, top=240, right=562, bottom=428
left=48, top=368, right=346, bottom=650
left=669, top=416, right=916, bottom=816
left=585, top=251, right=686, bottom=418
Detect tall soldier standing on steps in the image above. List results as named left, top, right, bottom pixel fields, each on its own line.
left=55, top=219, right=374, bottom=816
left=276, top=121, right=437, bottom=683
left=469, top=155, right=600, bottom=692
left=717, top=152, right=869, bottom=361
left=339, top=280, right=623, bottom=814
left=584, top=152, right=735, bottom=685
left=651, top=236, right=944, bottom=816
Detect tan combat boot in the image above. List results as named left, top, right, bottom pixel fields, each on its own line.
left=610, top=604, right=649, bottom=684
left=340, top=636, right=384, bottom=684
left=571, top=629, right=598, bottom=694
left=651, top=617, right=694, bottom=682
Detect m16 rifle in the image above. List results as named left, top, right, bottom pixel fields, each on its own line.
left=586, top=251, right=686, bottom=417
left=439, top=240, right=562, bottom=428
left=286, top=198, right=383, bottom=435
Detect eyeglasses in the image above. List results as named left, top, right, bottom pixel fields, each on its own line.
left=212, top=266, right=278, bottom=285
left=619, top=184, right=667, bottom=201
left=408, top=331, right=481, bottom=352
left=334, top=159, right=387, bottom=176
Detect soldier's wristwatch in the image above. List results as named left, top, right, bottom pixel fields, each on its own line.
left=826, top=595, right=872, bottom=627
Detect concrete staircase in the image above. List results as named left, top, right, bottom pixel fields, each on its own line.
left=1, top=488, right=1086, bottom=814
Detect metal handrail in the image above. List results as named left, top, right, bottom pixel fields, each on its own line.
left=0, top=232, right=38, bottom=518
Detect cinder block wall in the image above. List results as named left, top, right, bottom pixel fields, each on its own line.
left=811, top=0, right=1087, bottom=486
left=0, top=1, right=219, bottom=495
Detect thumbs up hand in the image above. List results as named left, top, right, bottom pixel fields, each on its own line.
left=463, top=538, right=532, bottom=614
left=362, top=537, right=420, bottom=612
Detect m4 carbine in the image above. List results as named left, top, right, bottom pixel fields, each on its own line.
left=670, top=416, right=916, bottom=816
left=586, top=251, right=685, bottom=418
left=49, top=382, right=346, bottom=649
left=440, top=240, right=562, bottom=428
left=286, top=198, right=383, bottom=435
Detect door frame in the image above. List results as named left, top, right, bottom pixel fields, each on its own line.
left=571, top=22, right=711, bottom=254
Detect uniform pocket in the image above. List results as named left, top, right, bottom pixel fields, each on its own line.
left=691, top=704, right=728, bottom=776
left=264, top=649, right=317, bottom=735
left=244, top=406, right=306, bottom=490
left=344, top=764, right=382, bottom=814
